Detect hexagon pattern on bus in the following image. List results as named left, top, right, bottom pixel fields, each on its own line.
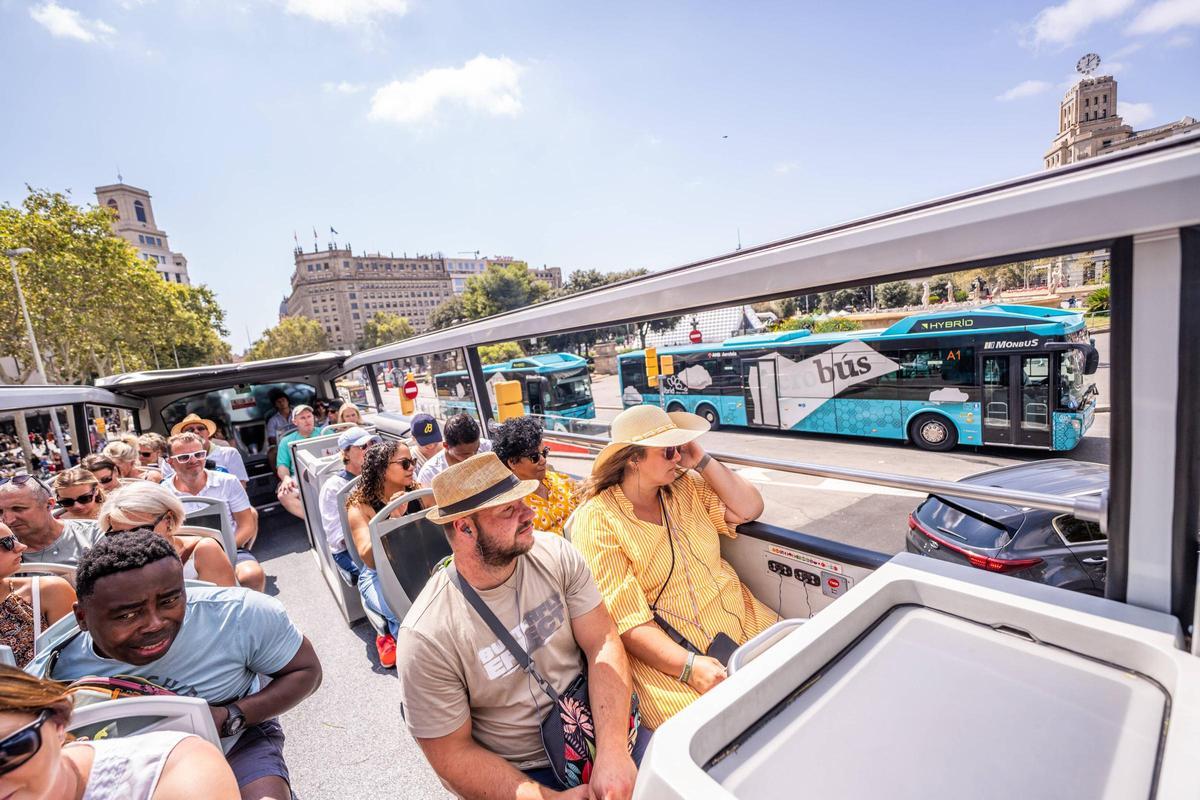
left=769, top=341, right=900, bottom=428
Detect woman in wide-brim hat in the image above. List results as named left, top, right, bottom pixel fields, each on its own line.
left=571, top=404, right=777, bottom=730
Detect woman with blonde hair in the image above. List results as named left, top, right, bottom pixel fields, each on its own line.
left=571, top=405, right=778, bottom=730
left=0, top=523, right=75, bottom=668
left=136, top=432, right=172, bottom=477
left=50, top=468, right=104, bottom=521
left=102, top=441, right=163, bottom=484
left=97, top=483, right=236, bottom=587
left=0, top=666, right=239, bottom=799
left=321, top=402, right=363, bottom=434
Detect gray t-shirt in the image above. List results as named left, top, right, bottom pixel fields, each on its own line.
left=397, top=532, right=603, bottom=769
left=28, top=585, right=303, bottom=750
left=22, top=519, right=102, bottom=567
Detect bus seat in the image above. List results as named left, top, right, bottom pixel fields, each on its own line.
left=68, top=695, right=221, bottom=748
left=369, top=489, right=449, bottom=623
left=51, top=506, right=68, bottom=518
left=0, top=645, right=14, bottom=667
left=562, top=509, right=579, bottom=542
left=175, top=524, right=239, bottom=573
left=16, top=562, right=77, bottom=585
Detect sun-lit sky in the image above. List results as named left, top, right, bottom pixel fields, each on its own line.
left=1, top=0, right=1197, bottom=351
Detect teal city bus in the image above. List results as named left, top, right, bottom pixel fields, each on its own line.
left=434, top=352, right=596, bottom=426
left=618, top=304, right=1100, bottom=451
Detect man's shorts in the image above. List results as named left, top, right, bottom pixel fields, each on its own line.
left=226, top=718, right=291, bottom=788
left=236, top=548, right=260, bottom=566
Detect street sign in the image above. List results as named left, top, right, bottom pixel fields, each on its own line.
left=403, top=380, right=419, bottom=400
left=689, top=329, right=702, bottom=344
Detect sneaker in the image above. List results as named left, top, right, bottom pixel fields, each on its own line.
left=376, top=634, right=397, bottom=668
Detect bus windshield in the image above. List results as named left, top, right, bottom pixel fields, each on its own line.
left=548, top=368, right=592, bottom=408
left=1059, top=350, right=1087, bottom=410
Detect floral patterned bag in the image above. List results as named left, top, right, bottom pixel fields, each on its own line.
left=449, top=566, right=640, bottom=788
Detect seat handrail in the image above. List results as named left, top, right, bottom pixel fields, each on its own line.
left=369, top=489, right=434, bottom=526
left=726, top=619, right=807, bottom=676
left=15, top=562, right=76, bottom=580
left=541, top=429, right=1106, bottom=525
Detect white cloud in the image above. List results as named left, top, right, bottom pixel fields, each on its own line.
left=1027, top=0, right=1135, bottom=46
left=773, top=160, right=801, bottom=175
left=29, top=2, right=116, bottom=42
left=1167, top=32, right=1195, bottom=45
left=284, top=0, right=408, bottom=26
left=322, top=81, right=365, bottom=94
left=1129, top=0, right=1200, bottom=35
left=368, top=55, right=524, bottom=125
left=997, top=79, right=1053, bottom=101
left=1119, top=100, right=1155, bottom=126
left=1111, top=41, right=1144, bottom=58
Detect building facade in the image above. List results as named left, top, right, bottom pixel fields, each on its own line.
left=444, top=256, right=488, bottom=294
left=284, top=246, right=454, bottom=349
left=1044, top=72, right=1198, bottom=169
left=94, top=183, right=190, bottom=284
left=532, top=266, right=563, bottom=290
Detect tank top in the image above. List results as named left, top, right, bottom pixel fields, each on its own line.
left=75, top=730, right=195, bottom=800
left=0, top=578, right=47, bottom=667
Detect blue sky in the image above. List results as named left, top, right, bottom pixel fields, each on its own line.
left=1, top=0, right=1197, bottom=351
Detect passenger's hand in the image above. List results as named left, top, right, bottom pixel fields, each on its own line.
left=588, top=749, right=637, bottom=800
left=676, top=440, right=706, bottom=470
left=277, top=476, right=296, bottom=493
left=686, top=655, right=727, bottom=694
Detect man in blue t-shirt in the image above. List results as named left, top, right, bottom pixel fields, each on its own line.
left=28, top=531, right=322, bottom=800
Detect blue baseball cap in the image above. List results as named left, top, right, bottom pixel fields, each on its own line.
left=337, top=426, right=380, bottom=451
left=410, top=413, right=441, bottom=446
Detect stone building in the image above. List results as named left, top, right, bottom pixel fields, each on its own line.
left=284, top=246, right=453, bottom=349
left=95, top=183, right=190, bottom=284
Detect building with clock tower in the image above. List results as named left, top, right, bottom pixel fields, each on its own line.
left=1044, top=54, right=1198, bottom=170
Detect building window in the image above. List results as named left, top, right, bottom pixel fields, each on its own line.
left=134, top=200, right=147, bottom=223
left=1103, top=94, right=1107, bottom=103
left=106, top=198, right=118, bottom=219
left=349, top=292, right=357, bottom=299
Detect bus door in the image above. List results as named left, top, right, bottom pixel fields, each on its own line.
left=981, top=354, right=1052, bottom=447
left=742, top=358, right=781, bottom=428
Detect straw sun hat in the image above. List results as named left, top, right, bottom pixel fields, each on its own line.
left=170, top=413, right=216, bottom=437
left=426, top=452, right=540, bottom=524
left=592, top=404, right=709, bottom=473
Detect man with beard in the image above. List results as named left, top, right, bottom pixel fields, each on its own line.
left=396, top=453, right=642, bottom=800
left=27, top=531, right=322, bottom=800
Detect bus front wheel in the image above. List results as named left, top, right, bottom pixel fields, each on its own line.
left=696, top=403, right=721, bottom=431
left=910, top=413, right=956, bottom=452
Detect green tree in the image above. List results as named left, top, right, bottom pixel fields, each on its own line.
left=357, top=311, right=414, bottom=350
left=539, top=267, right=653, bottom=355
left=812, top=318, right=862, bottom=333
left=478, top=341, right=524, bottom=363
left=875, top=281, right=917, bottom=309
left=461, top=262, right=550, bottom=319
left=245, top=316, right=329, bottom=361
left=428, top=295, right=468, bottom=331
left=1086, top=286, right=1110, bottom=313
left=0, top=188, right=231, bottom=383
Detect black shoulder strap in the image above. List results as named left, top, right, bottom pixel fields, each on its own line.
left=446, top=565, right=557, bottom=702
left=43, top=627, right=84, bottom=677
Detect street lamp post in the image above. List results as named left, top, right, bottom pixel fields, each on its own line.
left=6, top=248, right=72, bottom=470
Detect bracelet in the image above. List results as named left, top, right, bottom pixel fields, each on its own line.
left=694, top=453, right=713, bottom=473
left=679, top=651, right=696, bottom=684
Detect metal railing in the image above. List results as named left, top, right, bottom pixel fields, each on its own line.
left=541, top=428, right=1107, bottom=526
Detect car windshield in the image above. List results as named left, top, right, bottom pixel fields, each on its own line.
left=1058, top=350, right=1087, bottom=410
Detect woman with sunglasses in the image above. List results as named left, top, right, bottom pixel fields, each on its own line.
left=0, top=666, right=239, bottom=799
left=0, top=523, right=76, bottom=668
left=80, top=455, right=120, bottom=496
left=345, top=440, right=432, bottom=667
left=571, top=405, right=776, bottom=732
left=101, top=442, right=163, bottom=485
left=50, top=469, right=104, bottom=522
left=320, top=402, right=362, bottom=434
left=96, top=483, right=236, bottom=588
left=491, top=415, right=578, bottom=536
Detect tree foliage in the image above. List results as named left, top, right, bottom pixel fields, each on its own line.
left=1087, top=286, right=1110, bottom=313
left=357, top=311, right=414, bottom=350
left=478, top=341, right=524, bottom=363
left=428, top=295, right=468, bottom=331
left=461, top=262, right=550, bottom=319
left=876, top=281, right=917, bottom=309
left=0, top=188, right=230, bottom=384
left=245, top=316, right=329, bottom=361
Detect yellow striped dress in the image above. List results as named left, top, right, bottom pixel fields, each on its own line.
left=571, top=470, right=779, bottom=729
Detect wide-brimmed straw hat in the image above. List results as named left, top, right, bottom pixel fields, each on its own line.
left=426, top=452, right=539, bottom=524
left=593, top=404, right=709, bottom=473
left=171, top=413, right=216, bottom=437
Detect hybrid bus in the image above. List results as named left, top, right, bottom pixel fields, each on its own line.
left=618, top=304, right=1100, bottom=451
left=433, top=351, right=595, bottom=425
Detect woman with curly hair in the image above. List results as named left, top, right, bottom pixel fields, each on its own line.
left=345, top=440, right=432, bottom=667
left=491, top=415, right=578, bottom=536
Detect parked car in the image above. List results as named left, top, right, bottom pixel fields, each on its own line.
left=906, top=459, right=1107, bottom=594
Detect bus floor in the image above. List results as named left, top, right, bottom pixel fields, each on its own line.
left=253, top=508, right=452, bottom=799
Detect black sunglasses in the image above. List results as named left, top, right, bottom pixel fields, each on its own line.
left=0, top=535, right=17, bottom=552
left=0, top=475, right=51, bottom=494
left=523, top=446, right=551, bottom=463
left=57, top=491, right=97, bottom=508
left=103, top=512, right=169, bottom=537
left=660, top=446, right=679, bottom=460
left=390, top=458, right=415, bottom=470
left=0, top=710, right=53, bottom=775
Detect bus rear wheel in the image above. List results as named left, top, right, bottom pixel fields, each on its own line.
left=910, top=413, right=956, bottom=452
left=667, top=402, right=686, bottom=413
left=696, top=403, right=721, bottom=431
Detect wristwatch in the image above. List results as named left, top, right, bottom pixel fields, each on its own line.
left=220, top=703, right=247, bottom=737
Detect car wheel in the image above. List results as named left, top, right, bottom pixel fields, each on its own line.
left=696, top=403, right=721, bottom=431
left=910, top=413, right=957, bottom=452
left=667, top=402, right=686, bottom=413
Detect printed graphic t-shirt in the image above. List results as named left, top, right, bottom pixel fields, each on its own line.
left=396, top=532, right=603, bottom=769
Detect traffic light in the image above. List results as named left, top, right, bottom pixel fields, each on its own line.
left=495, top=380, right=525, bottom=422
left=645, top=347, right=658, bottom=387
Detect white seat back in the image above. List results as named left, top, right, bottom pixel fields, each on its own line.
left=368, top=490, right=449, bottom=623
left=174, top=524, right=238, bottom=570
left=16, top=562, right=77, bottom=585
left=0, top=645, right=14, bottom=667
left=68, top=696, right=221, bottom=748
left=176, top=495, right=240, bottom=551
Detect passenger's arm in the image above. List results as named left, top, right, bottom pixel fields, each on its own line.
left=620, top=621, right=726, bottom=695
left=212, top=636, right=322, bottom=731
left=571, top=603, right=637, bottom=800
left=416, top=719, right=587, bottom=800
left=232, top=507, right=257, bottom=548
left=193, top=538, right=237, bottom=587
left=40, top=576, right=77, bottom=625
left=346, top=502, right=376, bottom=569
left=152, top=735, right=240, bottom=800
left=678, top=440, right=764, bottom=524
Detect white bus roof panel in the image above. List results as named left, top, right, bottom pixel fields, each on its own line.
left=0, top=385, right=142, bottom=412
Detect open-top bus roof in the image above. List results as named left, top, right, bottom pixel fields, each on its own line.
left=96, top=351, right=349, bottom=397
left=346, top=130, right=1200, bottom=370
left=0, top=385, right=143, bottom=413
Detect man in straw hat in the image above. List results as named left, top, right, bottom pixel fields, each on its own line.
left=397, top=452, right=641, bottom=799
left=171, top=413, right=249, bottom=486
